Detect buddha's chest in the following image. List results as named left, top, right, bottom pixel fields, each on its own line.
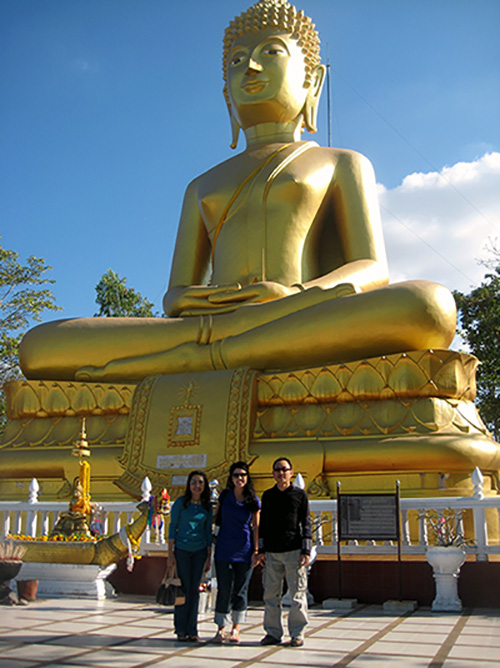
left=197, top=154, right=335, bottom=284
left=198, top=156, right=334, bottom=244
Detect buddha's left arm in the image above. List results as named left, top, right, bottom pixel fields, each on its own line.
left=305, top=150, right=390, bottom=295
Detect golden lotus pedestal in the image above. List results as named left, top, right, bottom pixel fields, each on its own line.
left=1, top=350, right=499, bottom=501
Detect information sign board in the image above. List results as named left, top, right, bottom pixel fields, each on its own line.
left=338, top=493, right=399, bottom=541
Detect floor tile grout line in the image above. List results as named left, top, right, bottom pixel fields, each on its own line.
left=329, top=609, right=417, bottom=668
left=230, top=606, right=374, bottom=668
left=1, top=604, right=499, bottom=668
left=427, top=611, right=471, bottom=668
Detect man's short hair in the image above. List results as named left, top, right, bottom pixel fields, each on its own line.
left=272, top=456, right=293, bottom=470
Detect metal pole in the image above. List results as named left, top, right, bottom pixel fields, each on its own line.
left=337, top=481, right=342, bottom=599
left=326, top=55, right=332, bottom=148
left=396, top=480, right=402, bottom=601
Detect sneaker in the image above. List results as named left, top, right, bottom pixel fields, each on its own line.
left=260, top=634, right=281, bottom=646
left=290, top=637, right=304, bottom=647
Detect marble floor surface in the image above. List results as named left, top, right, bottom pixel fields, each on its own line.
left=0, top=595, right=498, bottom=668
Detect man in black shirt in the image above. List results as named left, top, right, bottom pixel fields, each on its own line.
left=256, top=457, right=312, bottom=647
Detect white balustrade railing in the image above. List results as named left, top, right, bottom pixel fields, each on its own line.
left=1, top=468, right=499, bottom=560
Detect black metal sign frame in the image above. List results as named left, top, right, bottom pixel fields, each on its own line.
left=336, top=481, right=402, bottom=601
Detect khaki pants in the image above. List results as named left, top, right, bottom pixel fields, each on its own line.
left=262, top=549, right=308, bottom=641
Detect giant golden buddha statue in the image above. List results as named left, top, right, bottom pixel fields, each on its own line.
left=20, top=1, right=455, bottom=382
left=3, top=0, right=499, bottom=503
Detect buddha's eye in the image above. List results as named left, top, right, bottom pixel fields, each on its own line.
left=230, top=52, right=246, bottom=66
left=263, top=45, right=286, bottom=56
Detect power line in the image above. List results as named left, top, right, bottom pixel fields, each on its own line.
left=379, top=203, right=477, bottom=286
left=331, top=67, right=499, bottom=236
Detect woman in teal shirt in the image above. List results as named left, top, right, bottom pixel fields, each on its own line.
left=167, top=470, right=212, bottom=642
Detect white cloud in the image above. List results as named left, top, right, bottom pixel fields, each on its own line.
left=378, top=152, right=500, bottom=294
left=71, top=58, right=99, bottom=74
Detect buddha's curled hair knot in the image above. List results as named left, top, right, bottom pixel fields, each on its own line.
left=222, top=0, right=321, bottom=108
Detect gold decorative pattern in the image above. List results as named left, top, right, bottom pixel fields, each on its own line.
left=256, top=350, right=477, bottom=407
left=167, top=381, right=202, bottom=448
left=254, top=397, right=489, bottom=440
left=4, top=380, right=136, bottom=420
left=307, top=473, right=330, bottom=497
left=206, top=367, right=257, bottom=484
left=115, top=369, right=258, bottom=498
left=0, top=415, right=129, bottom=449
left=116, top=375, right=158, bottom=478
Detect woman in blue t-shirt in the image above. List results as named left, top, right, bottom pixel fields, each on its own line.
left=213, top=461, right=260, bottom=644
left=167, top=470, right=212, bottom=642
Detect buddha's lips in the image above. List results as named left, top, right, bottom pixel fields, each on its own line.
left=242, top=80, right=268, bottom=93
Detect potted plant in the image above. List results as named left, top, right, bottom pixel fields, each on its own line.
left=0, top=540, right=27, bottom=605
left=422, top=509, right=469, bottom=612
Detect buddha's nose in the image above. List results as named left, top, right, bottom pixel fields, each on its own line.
left=246, top=57, right=263, bottom=74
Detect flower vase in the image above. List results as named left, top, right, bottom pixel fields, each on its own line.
left=426, top=546, right=466, bottom=612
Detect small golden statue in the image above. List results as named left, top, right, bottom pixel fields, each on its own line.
left=50, top=421, right=93, bottom=537
left=50, top=474, right=92, bottom=537
left=19, top=0, right=456, bottom=383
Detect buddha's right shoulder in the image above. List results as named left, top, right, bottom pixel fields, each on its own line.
left=187, top=154, right=243, bottom=190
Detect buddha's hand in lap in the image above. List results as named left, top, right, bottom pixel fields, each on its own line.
left=164, top=284, right=242, bottom=317
left=207, top=281, right=299, bottom=305
left=168, top=281, right=302, bottom=317
left=167, top=282, right=360, bottom=317
left=204, top=280, right=359, bottom=310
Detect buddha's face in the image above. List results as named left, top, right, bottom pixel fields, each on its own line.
left=227, top=29, right=310, bottom=130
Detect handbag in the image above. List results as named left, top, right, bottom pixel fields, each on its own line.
left=156, top=576, right=185, bottom=606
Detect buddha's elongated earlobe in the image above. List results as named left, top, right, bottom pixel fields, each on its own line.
left=228, top=104, right=241, bottom=149
left=303, top=64, right=326, bottom=134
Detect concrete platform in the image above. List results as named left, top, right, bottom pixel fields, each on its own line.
left=0, top=595, right=499, bottom=667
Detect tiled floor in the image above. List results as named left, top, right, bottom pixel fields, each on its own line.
left=0, top=595, right=499, bottom=667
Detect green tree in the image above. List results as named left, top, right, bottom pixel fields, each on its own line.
left=94, top=269, right=155, bottom=317
left=454, top=267, right=500, bottom=440
left=0, top=239, right=61, bottom=434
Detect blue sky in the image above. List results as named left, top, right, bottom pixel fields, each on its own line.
left=1, top=0, right=499, bottom=323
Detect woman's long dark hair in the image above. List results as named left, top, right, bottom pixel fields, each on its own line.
left=182, top=470, right=211, bottom=511
left=224, top=461, right=259, bottom=511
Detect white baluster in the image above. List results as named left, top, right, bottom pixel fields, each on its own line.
left=2, top=511, right=11, bottom=538
left=28, top=478, right=40, bottom=503
left=14, top=511, right=22, bottom=535
left=141, top=477, right=152, bottom=545
left=471, top=468, right=488, bottom=561
left=472, top=467, right=484, bottom=500
left=42, top=511, right=50, bottom=537
left=295, top=472, right=305, bottom=489
left=418, top=508, right=428, bottom=546
left=103, top=511, right=109, bottom=536
left=456, top=509, right=465, bottom=540
left=402, top=509, right=410, bottom=545
left=26, top=477, right=40, bottom=536
left=141, top=476, right=152, bottom=502
left=332, top=510, right=338, bottom=545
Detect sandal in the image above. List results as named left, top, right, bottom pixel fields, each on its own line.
left=212, top=631, right=225, bottom=644
left=229, top=631, right=240, bottom=644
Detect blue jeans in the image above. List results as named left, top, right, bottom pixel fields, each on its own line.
left=214, top=559, right=253, bottom=627
left=174, top=546, right=208, bottom=637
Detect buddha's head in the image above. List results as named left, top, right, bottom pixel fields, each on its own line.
left=223, top=0, right=325, bottom=147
